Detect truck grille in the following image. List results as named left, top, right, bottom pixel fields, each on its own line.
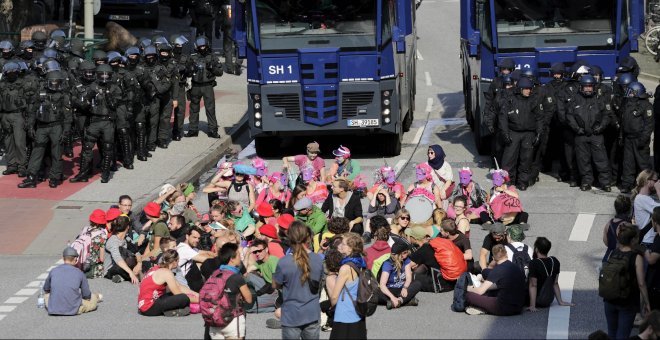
left=267, top=94, right=300, bottom=121
left=300, top=62, right=339, bottom=82
left=302, top=87, right=338, bottom=125
left=341, top=92, right=374, bottom=118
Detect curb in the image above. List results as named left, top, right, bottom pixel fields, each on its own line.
left=132, top=114, right=250, bottom=213
left=640, top=71, right=660, bottom=83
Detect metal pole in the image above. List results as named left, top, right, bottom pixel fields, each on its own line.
left=68, top=0, right=74, bottom=38
left=84, top=0, right=94, bottom=41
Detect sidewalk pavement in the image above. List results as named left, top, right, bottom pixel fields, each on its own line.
left=0, top=72, right=249, bottom=255
left=632, top=38, right=660, bottom=82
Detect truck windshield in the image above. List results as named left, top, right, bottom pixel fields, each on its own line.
left=493, top=0, right=618, bottom=49
left=255, top=0, right=377, bottom=51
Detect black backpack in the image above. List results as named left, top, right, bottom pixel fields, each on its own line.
left=506, top=244, right=532, bottom=278
left=342, top=262, right=379, bottom=318
left=535, top=257, right=557, bottom=308
left=599, top=250, right=635, bottom=300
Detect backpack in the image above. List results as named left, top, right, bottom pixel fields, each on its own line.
left=535, top=257, right=557, bottom=308
left=599, top=250, right=635, bottom=300
left=428, top=237, right=467, bottom=281
left=506, top=244, right=532, bottom=278
left=70, top=226, right=106, bottom=272
left=200, top=269, right=243, bottom=328
left=451, top=272, right=472, bottom=312
left=342, top=262, right=379, bottom=318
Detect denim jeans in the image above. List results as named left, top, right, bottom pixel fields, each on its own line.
left=603, top=300, right=637, bottom=339
left=281, top=321, right=320, bottom=340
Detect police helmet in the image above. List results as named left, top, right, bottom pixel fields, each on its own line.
left=152, top=35, right=169, bottom=47
left=69, top=38, right=85, bottom=57
left=32, top=31, right=48, bottom=49
left=118, top=56, right=127, bottom=68
left=615, top=72, right=636, bottom=87
left=19, top=40, right=34, bottom=59
left=502, top=74, right=514, bottom=87
left=579, top=74, right=596, bottom=96
left=138, top=37, right=152, bottom=51
left=617, top=56, right=638, bottom=73
left=47, top=70, right=66, bottom=91
left=626, top=82, right=648, bottom=98
left=107, top=51, right=123, bottom=65
left=92, top=50, right=107, bottom=64
left=0, top=40, right=14, bottom=56
left=517, top=77, right=534, bottom=90
left=43, top=47, right=58, bottom=59
left=550, top=62, right=565, bottom=76
left=143, top=45, right=158, bottom=57
left=47, top=35, right=65, bottom=50
left=170, top=34, right=189, bottom=47
left=50, top=29, right=66, bottom=40
left=96, top=64, right=113, bottom=84
left=33, top=56, right=48, bottom=75
left=80, top=60, right=96, bottom=82
left=590, top=65, right=603, bottom=81
left=520, top=68, right=535, bottom=80
left=510, top=69, right=521, bottom=82
left=194, top=36, right=210, bottom=53
left=15, top=60, right=28, bottom=74
left=125, top=46, right=141, bottom=65
left=44, top=59, right=61, bottom=74
left=2, top=61, right=20, bottom=81
left=572, top=64, right=591, bottom=79
left=499, top=58, right=515, bottom=72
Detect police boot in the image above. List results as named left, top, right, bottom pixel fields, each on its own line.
left=17, top=174, right=37, bottom=188
left=63, top=132, right=74, bottom=158
left=119, top=128, right=134, bottom=170
left=101, top=143, right=114, bottom=183
left=136, top=123, right=150, bottom=161
left=70, top=140, right=94, bottom=183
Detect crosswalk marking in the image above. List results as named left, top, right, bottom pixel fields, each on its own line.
left=569, top=213, right=596, bottom=241
left=0, top=306, right=16, bottom=313
left=425, top=71, right=432, bottom=86
left=15, top=289, right=38, bottom=296
left=26, top=281, right=43, bottom=288
left=4, top=297, right=28, bottom=304
left=546, top=271, right=576, bottom=339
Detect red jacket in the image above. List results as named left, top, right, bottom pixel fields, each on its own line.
left=365, top=240, right=391, bottom=270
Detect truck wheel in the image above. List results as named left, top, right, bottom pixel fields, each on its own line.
left=383, top=132, right=402, bottom=156
left=473, top=103, right=489, bottom=155
left=255, top=136, right=279, bottom=157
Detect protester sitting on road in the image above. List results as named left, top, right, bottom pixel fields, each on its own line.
left=323, top=178, right=364, bottom=236
left=207, top=242, right=254, bottom=340
left=478, top=222, right=508, bottom=272
left=105, top=208, right=121, bottom=233
left=631, top=169, right=660, bottom=247
left=295, top=196, right=328, bottom=245
left=212, top=164, right=257, bottom=213
left=366, top=186, right=400, bottom=226
left=250, top=157, right=270, bottom=194
left=181, top=183, right=201, bottom=224
left=244, top=238, right=279, bottom=314
left=254, top=201, right=275, bottom=230
left=288, top=184, right=308, bottom=210
left=208, top=204, right=230, bottom=231
left=644, top=207, right=660, bottom=310
left=77, top=209, right=108, bottom=279
left=226, top=200, right=256, bottom=239
left=257, top=224, right=285, bottom=258
left=409, top=163, right=444, bottom=211
left=138, top=249, right=199, bottom=317
left=504, top=224, right=533, bottom=277
left=635, top=310, right=660, bottom=340
left=379, top=240, right=421, bottom=309
left=452, top=196, right=472, bottom=238
left=448, top=167, right=489, bottom=224
left=282, top=141, right=326, bottom=182
left=440, top=219, right=474, bottom=273
left=104, top=216, right=139, bottom=284
left=427, top=208, right=447, bottom=239
left=200, top=230, right=242, bottom=281
left=203, top=162, right=234, bottom=206
left=141, top=202, right=171, bottom=261
left=315, top=216, right=349, bottom=254
left=602, top=222, right=650, bottom=339
left=141, top=236, right=177, bottom=274
left=390, top=208, right=412, bottom=242
left=176, top=226, right=216, bottom=292
left=330, top=232, right=368, bottom=338
left=326, top=145, right=361, bottom=182
left=527, top=237, right=574, bottom=311
left=368, top=166, right=406, bottom=205
left=487, top=169, right=529, bottom=225
left=155, top=183, right=177, bottom=211
left=465, top=244, right=526, bottom=316
left=365, top=221, right=392, bottom=270
left=299, top=165, right=330, bottom=205
left=167, top=215, right=188, bottom=244
left=43, top=247, right=102, bottom=316
left=272, top=221, right=324, bottom=339
left=426, top=144, right=454, bottom=203
left=116, top=195, right=144, bottom=250
left=603, top=195, right=632, bottom=263
left=256, top=172, right=292, bottom=208
left=405, top=226, right=449, bottom=292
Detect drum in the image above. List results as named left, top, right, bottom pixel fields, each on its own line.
left=405, top=188, right=435, bottom=223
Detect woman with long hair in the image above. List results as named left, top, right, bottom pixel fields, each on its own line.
left=322, top=178, right=364, bottom=235
left=289, top=184, right=308, bottom=211
left=377, top=241, right=421, bottom=310
left=631, top=169, right=660, bottom=247
left=391, top=208, right=411, bottom=238
left=330, top=232, right=368, bottom=339
left=272, top=221, right=324, bottom=339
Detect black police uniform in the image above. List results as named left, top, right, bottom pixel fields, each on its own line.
left=138, top=59, right=172, bottom=150
left=21, top=76, right=72, bottom=187
left=620, top=97, right=654, bottom=189
left=156, top=53, right=179, bottom=147
left=113, top=65, right=135, bottom=169
left=566, top=92, right=611, bottom=188
left=171, top=50, right=191, bottom=140
left=486, top=86, right=515, bottom=168
left=484, top=75, right=508, bottom=167
left=530, top=85, right=555, bottom=183
left=556, top=81, right=580, bottom=185
left=1, top=67, right=28, bottom=176
left=187, top=51, right=223, bottom=136
left=125, top=60, right=149, bottom=161
left=191, top=0, right=216, bottom=47
left=542, top=77, right=567, bottom=174
left=499, top=91, right=543, bottom=188
left=655, top=84, right=660, bottom=171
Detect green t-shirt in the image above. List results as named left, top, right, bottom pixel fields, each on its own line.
left=233, top=210, right=256, bottom=234
left=255, top=255, right=279, bottom=284
left=149, top=221, right=171, bottom=253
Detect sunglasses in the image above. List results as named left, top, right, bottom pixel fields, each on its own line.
left=400, top=216, right=410, bottom=221
left=252, top=248, right=265, bottom=254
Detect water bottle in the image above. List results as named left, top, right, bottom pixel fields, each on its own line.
left=36, top=282, right=45, bottom=309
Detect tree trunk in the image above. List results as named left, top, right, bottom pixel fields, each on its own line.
left=0, top=0, right=32, bottom=37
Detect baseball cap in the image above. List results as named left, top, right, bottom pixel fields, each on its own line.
left=259, top=224, right=278, bottom=239
left=404, top=226, right=429, bottom=240
left=489, top=222, right=506, bottom=235
left=277, top=214, right=295, bottom=230
left=143, top=202, right=161, bottom=218
left=89, top=209, right=107, bottom=225
left=256, top=202, right=274, bottom=217
left=63, top=246, right=79, bottom=257
left=391, top=240, right=411, bottom=255
left=293, top=197, right=313, bottom=211
left=307, top=142, right=320, bottom=153
left=159, top=183, right=175, bottom=197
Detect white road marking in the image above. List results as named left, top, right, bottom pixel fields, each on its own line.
left=394, top=160, right=407, bottom=174
left=15, top=289, right=38, bottom=296
left=0, top=314, right=5, bottom=321
left=412, top=127, right=425, bottom=145
left=46, top=266, right=56, bottom=272
left=55, top=259, right=63, bottom=264
left=568, top=213, right=597, bottom=241
left=4, top=297, right=28, bottom=304
left=424, top=72, right=432, bottom=86
left=438, top=118, right=468, bottom=126
left=26, top=281, right=43, bottom=288
left=0, top=306, right=16, bottom=313
left=546, top=271, right=576, bottom=339
left=425, top=97, right=433, bottom=113
left=36, top=273, right=48, bottom=280
left=416, top=50, right=424, bottom=60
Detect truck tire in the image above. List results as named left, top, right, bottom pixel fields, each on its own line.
left=383, top=132, right=402, bottom=156
left=473, top=102, right=489, bottom=155
left=255, top=136, right=279, bottom=157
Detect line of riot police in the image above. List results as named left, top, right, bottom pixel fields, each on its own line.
left=0, top=30, right=224, bottom=188
left=485, top=56, right=655, bottom=193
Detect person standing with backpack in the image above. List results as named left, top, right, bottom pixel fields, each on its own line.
left=527, top=237, right=574, bottom=311
left=600, top=223, right=651, bottom=339
left=504, top=224, right=533, bottom=278
left=330, top=232, right=369, bottom=339
left=272, top=221, right=324, bottom=339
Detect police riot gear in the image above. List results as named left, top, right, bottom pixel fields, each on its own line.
left=619, top=84, right=654, bottom=190
left=43, top=59, right=61, bottom=74
left=186, top=45, right=223, bottom=138
left=96, top=64, right=113, bottom=84
left=0, top=40, right=14, bottom=59
left=19, top=40, right=34, bottom=60
left=32, top=31, right=48, bottom=50
left=47, top=69, right=65, bottom=91
left=93, top=50, right=107, bottom=65
left=579, top=75, right=596, bottom=97
left=1, top=61, right=29, bottom=176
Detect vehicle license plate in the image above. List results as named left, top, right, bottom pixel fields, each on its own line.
left=347, top=119, right=379, bottom=127
left=109, top=15, right=130, bottom=20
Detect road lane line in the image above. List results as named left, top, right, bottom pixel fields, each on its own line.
left=55, top=259, right=63, bottom=264
left=15, top=288, right=38, bottom=296
left=425, top=71, right=432, bottom=86
left=26, top=281, right=43, bottom=288
left=0, top=315, right=5, bottom=321
left=37, top=273, right=48, bottom=280
left=0, top=306, right=16, bottom=313
left=416, top=50, right=424, bottom=60
left=546, top=271, right=576, bottom=339
left=425, top=97, right=433, bottom=113
left=46, top=266, right=56, bottom=272
left=568, top=213, right=597, bottom=241
left=412, top=127, right=425, bottom=145
left=4, top=297, right=28, bottom=304
left=394, top=160, right=407, bottom=174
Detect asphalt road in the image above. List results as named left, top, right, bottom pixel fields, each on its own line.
left=0, top=0, right=653, bottom=338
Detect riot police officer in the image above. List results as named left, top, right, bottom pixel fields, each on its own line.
left=18, top=40, right=35, bottom=62
left=92, top=50, right=108, bottom=66
left=18, top=70, right=71, bottom=188
left=69, top=61, right=97, bottom=182
left=499, top=77, right=543, bottom=190
left=31, top=31, right=48, bottom=58
left=543, top=62, right=567, bottom=177
left=138, top=45, right=172, bottom=151
left=484, top=58, right=515, bottom=168
left=0, top=40, right=14, bottom=67
left=155, top=42, right=178, bottom=148
left=109, top=52, right=134, bottom=170
left=186, top=36, right=222, bottom=138
left=170, top=35, right=191, bottom=141
left=566, top=75, right=611, bottom=192
left=485, top=74, right=514, bottom=167
left=0, top=62, right=29, bottom=177
left=190, top=0, right=216, bottom=47
left=619, top=82, right=654, bottom=193
left=125, top=46, right=150, bottom=161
